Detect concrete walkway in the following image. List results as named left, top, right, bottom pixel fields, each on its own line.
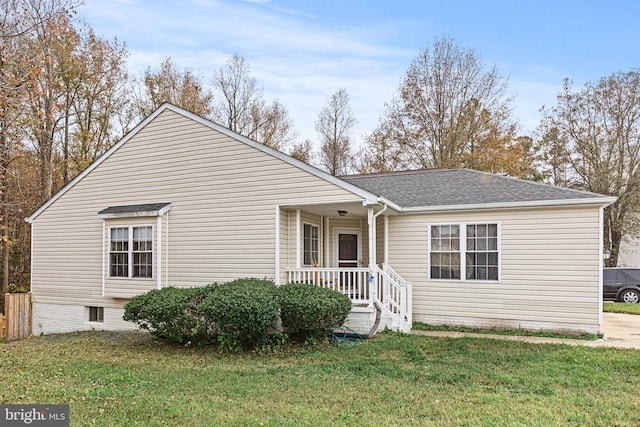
left=411, top=312, right=640, bottom=350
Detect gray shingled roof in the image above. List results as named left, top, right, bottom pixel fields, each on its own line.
left=98, top=202, right=171, bottom=215
left=341, top=169, right=611, bottom=208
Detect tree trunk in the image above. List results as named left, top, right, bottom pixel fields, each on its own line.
left=0, top=113, right=7, bottom=314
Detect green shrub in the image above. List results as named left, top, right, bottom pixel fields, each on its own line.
left=123, top=286, right=214, bottom=345
left=277, top=283, right=352, bottom=339
left=198, top=278, right=278, bottom=349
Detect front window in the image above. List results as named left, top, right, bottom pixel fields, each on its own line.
left=430, top=225, right=461, bottom=279
left=466, top=224, right=499, bottom=280
left=429, top=223, right=499, bottom=281
left=109, top=226, right=153, bottom=278
left=110, top=228, right=129, bottom=277
left=303, top=223, right=319, bottom=266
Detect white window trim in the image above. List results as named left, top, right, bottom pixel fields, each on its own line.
left=302, top=222, right=320, bottom=267
left=107, top=225, right=155, bottom=280
left=428, top=222, right=501, bottom=282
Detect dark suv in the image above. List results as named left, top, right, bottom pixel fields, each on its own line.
left=603, top=268, right=640, bottom=303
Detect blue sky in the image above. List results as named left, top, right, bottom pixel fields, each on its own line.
left=79, top=0, right=640, bottom=146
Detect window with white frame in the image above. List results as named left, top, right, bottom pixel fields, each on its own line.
left=429, top=223, right=499, bottom=281
left=109, top=226, right=153, bottom=278
left=303, top=223, right=319, bottom=266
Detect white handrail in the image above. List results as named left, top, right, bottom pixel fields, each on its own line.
left=377, top=264, right=412, bottom=332
left=286, top=264, right=412, bottom=332
left=287, top=267, right=371, bottom=304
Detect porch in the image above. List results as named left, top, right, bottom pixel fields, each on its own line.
left=278, top=199, right=412, bottom=333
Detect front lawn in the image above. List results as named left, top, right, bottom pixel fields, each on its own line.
left=603, top=302, right=640, bottom=315
left=2, top=331, right=639, bottom=426
left=412, top=322, right=599, bottom=340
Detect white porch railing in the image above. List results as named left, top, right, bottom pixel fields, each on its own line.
left=287, top=264, right=412, bottom=333
left=376, top=263, right=412, bottom=332
left=287, top=267, right=371, bottom=304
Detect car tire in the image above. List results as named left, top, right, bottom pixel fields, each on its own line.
left=620, top=289, right=640, bottom=304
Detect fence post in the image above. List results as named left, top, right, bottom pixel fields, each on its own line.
left=0, top=312, right=4, bottom=341
left=4, top=293, right=31, bottom=341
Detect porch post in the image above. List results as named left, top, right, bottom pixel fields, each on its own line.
left=324, top=216, right=330, bottom=267
left=367, top=207, right=377, bottom=301
left=295, top=209, right=301, bottom=268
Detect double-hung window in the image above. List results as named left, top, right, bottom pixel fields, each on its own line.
left=429, top=223, right=499, bottom=281
left=303, top=223, right=319, bottom=266
left=109, top=226, right=153, bottom=278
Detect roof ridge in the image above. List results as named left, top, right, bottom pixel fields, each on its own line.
left=341, top=168, right=449, bottom=179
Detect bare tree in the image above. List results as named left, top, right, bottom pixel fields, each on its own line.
left=289, top=139, right=314, bottom=164
left=316, top=88, right=357, bottom=176
left=253, top=99, right=298, bottom=151
left=0, top=0, right=80, bottom=308
left=136, top=57, right=213, bottom=119
left=212, top=54, right=297, bottom=151
left=541, top=73, right=640, bottom=266
left=535, top=125, right=570, bottom=186
left=67, top=24, right=130, bottom=180
left=361, top=37, right=520, bottom=173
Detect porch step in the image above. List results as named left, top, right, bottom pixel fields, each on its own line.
left=343, top=305, right=376, bottom=336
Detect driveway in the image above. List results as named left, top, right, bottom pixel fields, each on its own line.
left=599, top=312, right=640, bottom=349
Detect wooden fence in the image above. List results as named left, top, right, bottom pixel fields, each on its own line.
left=3, top=293, right=31, bottom=341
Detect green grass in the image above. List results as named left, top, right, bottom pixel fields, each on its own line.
left=412, top=322, right=600, bottom=340
left=2, top=331, right=640, bottom=426
left=603, top=301, right=640, bottom=315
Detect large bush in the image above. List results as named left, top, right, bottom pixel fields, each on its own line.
left=123, top=286, right=214, bottom=344
left=198, top=278, right=279, bottom=349
left=277, top=283, right=352, bottom=338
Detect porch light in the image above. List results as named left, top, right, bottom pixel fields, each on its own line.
left=338, top=210, right=348, bottom=217
left=603, top=249, right=611, bottom=260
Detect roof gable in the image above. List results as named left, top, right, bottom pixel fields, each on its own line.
left=27, top=103, right=380, bottom=223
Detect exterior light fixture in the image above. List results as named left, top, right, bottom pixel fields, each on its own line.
left=338, top=210, right=348, bottom=217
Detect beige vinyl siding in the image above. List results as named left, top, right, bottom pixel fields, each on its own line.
left=376, top=215, right=385, bottom=264
left=32, top=109, right=364, bottom=305
left=388, top=206, right=601, bottom=327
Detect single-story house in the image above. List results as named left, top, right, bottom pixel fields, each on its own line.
left=27, top=103, right=615, bottom=336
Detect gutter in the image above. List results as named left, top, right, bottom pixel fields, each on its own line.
left=393, top=196, right=617, bottom=214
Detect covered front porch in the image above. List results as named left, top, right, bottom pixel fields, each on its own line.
left=276, top=201, right=412, bottom=333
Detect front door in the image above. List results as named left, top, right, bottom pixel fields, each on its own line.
left=338, top=233, right=359, bottom=268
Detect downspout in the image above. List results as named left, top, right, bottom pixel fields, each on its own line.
left=101, top=220, right=105, bottom=296
left=157, top=215, right=162, bottom=290
left=372, top=204, right=387, bottom=266
left=295, top=209, right=301, bottom=268
left=275, top=206, right=280, bottom=285
left=368, top=204, right=388, bottom=302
